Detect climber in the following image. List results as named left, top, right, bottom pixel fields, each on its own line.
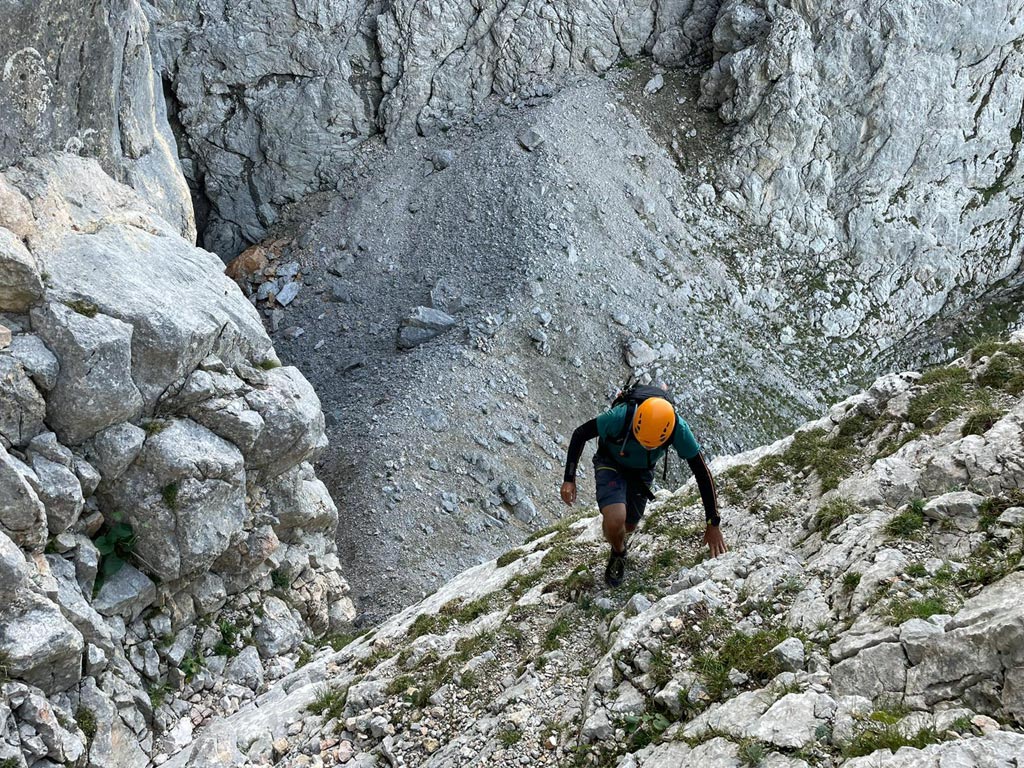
left=560, top=384, right=727, bottom=586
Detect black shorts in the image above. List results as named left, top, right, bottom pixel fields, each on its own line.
left=592, top=454, right=655, bottom=526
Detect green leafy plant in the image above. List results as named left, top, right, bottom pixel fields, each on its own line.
left=180, top=651, right=204, bottom=681
left=842, top=571, right=862, bottom=593
left=93, top=520, right=137, bottom=594
left=622, top=711, right=671, bottom=750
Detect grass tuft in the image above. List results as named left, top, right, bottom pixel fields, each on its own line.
left=813, top=498, right=859, bottom=536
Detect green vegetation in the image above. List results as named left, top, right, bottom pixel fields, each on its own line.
left=524, top=514, right=579, bottom=544
left=306, top=684, right=348, bottom=722
left=406, top=595, right=495, bottom=641
left=907, top=366, right=972, bottom=426
left=692, top=626, right=790, bottom=700
left=622, top=711, right=671, bottom=751
left=962, top=402, right=1005, bottom=436
left=498, top=728, right=522, bottom=747
left=720, top=415, right=881, bottom=502
left=161, top=482, right=179, bottom=510
left=92, top=519, right=137, bottom=594
left=905, top=562, right=928, bottom=578
left=64, top=298, right=99, bottom=317
left=950, top=715, right=975, bottom=732
left=386, top=674, right=417, bottom=697
left=148, top=682, right=171, bottom=708
left=143, top=419, right=169, bottom=436
left=738, top=739, right=768, bottom=767
left=889, top=596, right=950, bottom=624
left=496, top=548, right=525, bottom=568
left=843, top=709, right=942, bottom=758
left=214, top=620, right=240, bottom=657
left=541, top=542, right=575, bottom=568
left=976, top=350, right=1024, bottom=395
left=542, top=616, right=571, bottom=651
left=979, top=489, right=1024, bottom=530
left=258, top=358, right=282, bottom=370
left=180, top=651, right=204, bottom=680
left=842, top=571, right=862, bottom=593
left=813, top=498, right=859, bottom=537
left=885, top=503, right=925, bottom=538
left=355, top=644, right=396, bottom=672
left=75, top=707, right=97, bottom=743
left=548, top=564, right=596, bottom=602
left=271, top=568, right=291, bottom=589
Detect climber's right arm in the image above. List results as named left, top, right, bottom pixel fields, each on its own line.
left=563, top=419, right=599, bottom=482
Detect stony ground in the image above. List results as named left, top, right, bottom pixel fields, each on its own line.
left=236, top=63, right=949, bottom=619
left=163, top=333, right=1024, bottom=768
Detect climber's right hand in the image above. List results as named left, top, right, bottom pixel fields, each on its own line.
left=560, top=481, right=577, bottom=506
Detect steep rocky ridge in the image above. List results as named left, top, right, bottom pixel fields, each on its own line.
left=0, top=145, right=354, bottom=768
left=160, top=333, right=1024, bottom=767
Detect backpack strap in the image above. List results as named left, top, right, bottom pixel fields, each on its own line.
left=612, top=400, right=638, bottom=448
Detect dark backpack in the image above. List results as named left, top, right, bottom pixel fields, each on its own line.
left=607, top=382, right=677, bottom=477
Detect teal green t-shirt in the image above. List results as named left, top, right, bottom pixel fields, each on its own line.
left=595, top=403, right=700, bottom=470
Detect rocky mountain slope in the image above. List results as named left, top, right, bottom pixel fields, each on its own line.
left=160, top=332, right=1024, bottom=767
left=0, top=155, right=355, bottom=766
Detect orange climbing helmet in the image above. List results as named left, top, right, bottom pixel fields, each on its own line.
left=632, top=397, right=676, bottom=449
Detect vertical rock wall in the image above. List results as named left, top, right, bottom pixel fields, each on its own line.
left=0, top=0, right=195, bottom=240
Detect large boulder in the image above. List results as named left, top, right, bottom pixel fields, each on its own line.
left=243, top=367, right=326, bottom=480
left=0, top=446, right=47, bottom=550
left=0, top=355, right=47, bottom=448
left=92, top=562, right=157, bottom=621
left=0, top=590, right=83, bottom=694
left=29, top=454, right=85, bottom=535
left=0, top=226, right=44, bottom=311
left=84, top=422, right=146, bottom=488
left=906, top=572, right=1024, bottom=723
left=30, top=301, right=143, bottom=445
left=266, top=462, right=338, bottom=536
left=16, top=156, right=270, bottom=409
left=102, top=418, right=247, bottom=582
left=253, top=595, right=303, bottom=658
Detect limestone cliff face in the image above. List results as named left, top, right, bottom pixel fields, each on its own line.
left=142, top=0, right=1024, bottom=358
left=0, top=153, right=355, bottom=768
left=699, top=0, right=1024, bottom=344
left=0, top=0, right=194, bottom=239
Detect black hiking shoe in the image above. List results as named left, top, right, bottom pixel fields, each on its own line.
left=604, top=547, right=627, bottom=587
